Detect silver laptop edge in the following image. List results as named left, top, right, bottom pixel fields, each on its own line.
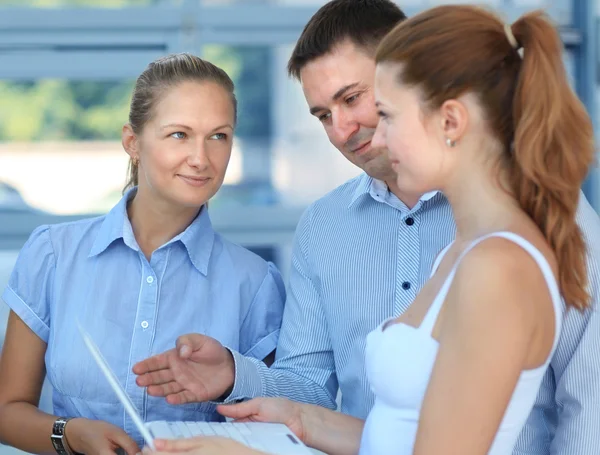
left=77, top=322, right=156, bottom=450
left=78, top=323, right=310, bottom=455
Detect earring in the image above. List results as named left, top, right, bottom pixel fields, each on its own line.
left=132, top=156, right=139, bottom=166
left=445, top=138, right=456, bottom=148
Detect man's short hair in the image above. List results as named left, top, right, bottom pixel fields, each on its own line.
left=287, top=0, right=406, bottom=80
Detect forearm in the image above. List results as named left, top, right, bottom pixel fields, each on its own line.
left=302, top=403, right=364, bottom=455
left=0, top=401, right=61, bottom=454
left=226, top=351, right=338, bottom=409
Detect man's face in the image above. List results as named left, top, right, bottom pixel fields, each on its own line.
left=300, top=40, right=395, bottom=181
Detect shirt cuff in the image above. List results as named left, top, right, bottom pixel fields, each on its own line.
left=210, top=348, right=264, bottom=404
left=1, top=286, right=50, bottom=343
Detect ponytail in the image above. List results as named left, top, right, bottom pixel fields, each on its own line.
left=511, top=11, right=594, bottom=309
left=375, top=6, right=593, bottom=308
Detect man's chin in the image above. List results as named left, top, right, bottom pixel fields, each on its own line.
left=361, top=155, right=394, bottom=180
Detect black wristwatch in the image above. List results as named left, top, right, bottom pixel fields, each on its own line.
left=50, top=418, right=75, bottom=455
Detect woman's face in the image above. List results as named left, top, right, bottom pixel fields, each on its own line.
left=124, top=80, right=235, bottom=209
left=372, top=63, right=452, bottom=196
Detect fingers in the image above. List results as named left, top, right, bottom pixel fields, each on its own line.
left=175, top=334, right=207, bottom=358
left=153, top=436, right=212, bottom=451
left=216, top=400, right=261, bottom=420
left=133, top=352, right=171, bottom=375
left=149, top=437, right=253, bottom=455
left=111, top=428, right=141, bottom=455
left=165, top=389, right=199, bottom=405
left=147, top=381, right=184, bottom=398
left=136, top=368, right=176, bottom=388
left=98, top=449, right=120, bottom=455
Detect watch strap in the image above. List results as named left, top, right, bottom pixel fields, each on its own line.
left=51, top=418, right=75, bottom=455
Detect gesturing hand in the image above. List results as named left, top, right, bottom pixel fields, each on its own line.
left=133, top=334, right=235, bottom=404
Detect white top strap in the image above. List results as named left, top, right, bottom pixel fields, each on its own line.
left=429, top=242, right=453, bottom=278
left=420, top=232, right=563, bottom=343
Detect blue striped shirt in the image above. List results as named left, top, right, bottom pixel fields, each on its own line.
left=226, top=172, right=600, bottom=454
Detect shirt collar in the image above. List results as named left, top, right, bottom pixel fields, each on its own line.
left=89, top=188, right=215, bottom=276
left=176, top=205, right=214, bottom=276
left=348, top=173, right=375, bottom=208
left=348, top=173, right=439, bottom=209
left=89, top=188, right=135, bottom=258
left=419, top=190, right=439, bottom=202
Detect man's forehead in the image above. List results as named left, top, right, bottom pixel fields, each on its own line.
left=301, top=42, right=374, bottom=79
left=300, top=51, right=374, bottom=109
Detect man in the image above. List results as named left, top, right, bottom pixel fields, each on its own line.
left=134, top=1, right=600, bottom=453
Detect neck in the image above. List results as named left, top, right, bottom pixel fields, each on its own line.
left=443, top=166, right=521, bottom=243
left=127, top=187, right=201, bottom=259
left=385, top=177, right=422, bottom=209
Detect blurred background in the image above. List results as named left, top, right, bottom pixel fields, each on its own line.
left=0, top=1, right=598, bottom=453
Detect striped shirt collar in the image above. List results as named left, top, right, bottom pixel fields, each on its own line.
left=349, top=173, right=439, bottom=210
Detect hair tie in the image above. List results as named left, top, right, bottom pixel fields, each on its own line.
left=504, top=24, right=523, bottom=59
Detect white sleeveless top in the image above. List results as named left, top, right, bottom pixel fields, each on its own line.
left=359, top=232, right=564, bottom=455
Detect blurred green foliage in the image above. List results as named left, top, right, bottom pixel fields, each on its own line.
left=0, top=0, right=271, bottom=141
left=0, top=80, right=133, bottom=140
left=0, top=46, right=270, bottom=141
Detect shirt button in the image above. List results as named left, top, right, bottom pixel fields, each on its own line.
left=402, top=281, right=411, bottom=290
left=405, top=217, right=415, bottom=226
left=141, top=321, right=149, bottom=329
left=146, top=276, right=154, bottom=284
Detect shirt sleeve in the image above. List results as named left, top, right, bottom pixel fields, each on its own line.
left=221, top=206, right=338, bottom=409
left=238, top=261, right=286, bottom=361
left=514, top=192, right=600, bottom=455
left=547, top=197, right=600, bottom=455
left=1, top=225, right=56, bottom=343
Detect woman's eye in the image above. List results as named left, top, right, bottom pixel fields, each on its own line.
left=210, top=132, right=228, bottom=140
left=170, top=132, right=187, bottom=139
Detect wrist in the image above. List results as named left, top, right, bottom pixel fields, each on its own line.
left=299, top=402, right=319, bottom=448
left=219, top=349, right=236, bottom=398
left=63, top=418, right=85, bottom=454
left=51, top=417, right=79, bottom=455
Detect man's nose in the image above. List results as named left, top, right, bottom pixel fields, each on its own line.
left=331, top=109, right=359, bottom=145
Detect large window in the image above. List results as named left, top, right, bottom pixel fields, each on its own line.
left=0, top=41, right=364, bottom=215
left=0, top=0, right=596, bottom=236
left=0, top=79, right=134, bottom=215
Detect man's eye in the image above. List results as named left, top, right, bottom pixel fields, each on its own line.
left=346, top=94, right=359, bottom=104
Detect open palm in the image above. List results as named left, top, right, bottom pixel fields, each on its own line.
left=133, top=334, right=235, bottom=404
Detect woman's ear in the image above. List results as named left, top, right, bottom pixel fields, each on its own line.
left=439, top=99, right=468, bottom=145
left=122, top=124, right=138, bottom=160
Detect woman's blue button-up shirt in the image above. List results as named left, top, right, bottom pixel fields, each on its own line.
left=2, top=189, right=286, bottom=447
